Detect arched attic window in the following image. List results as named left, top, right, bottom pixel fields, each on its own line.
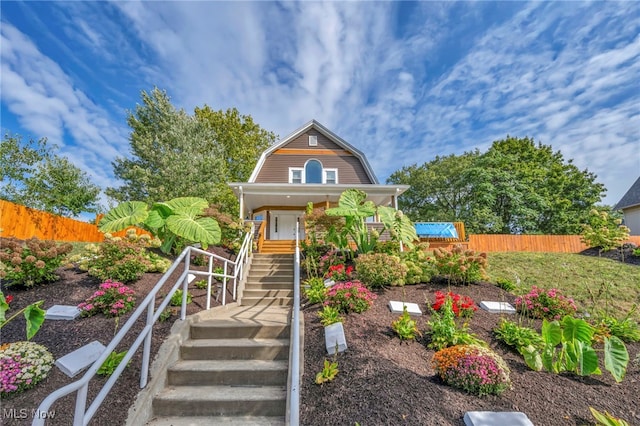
left=305, top=159, right=323, bottom=183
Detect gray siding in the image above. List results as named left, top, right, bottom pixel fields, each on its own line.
left=285, top=129, right=344, bottom=150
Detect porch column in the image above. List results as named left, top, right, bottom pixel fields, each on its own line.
left=238, top=186, right=244, bottom=219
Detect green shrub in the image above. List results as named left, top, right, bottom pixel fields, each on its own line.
left=74, top=234, right=170, bottom=283
left=374, top=241, right=401, bottom=256
left=355, top=253, right=407, bottom=288
left=0, top=237, right=73, bottom=287
left=493, top=318, right=544, bottom=353
left=581, top=208, right=630, bottom=252
left=325, top=281, right=376, bottom=314
left=392, top=306, right=421, bottom=341
left=400, top=243, right=436, bottom=284
left=303, top=277, right=327, bottom=304
left=193, top=279, right=208, bottom=290
left=432, top=245, right=487, bottom=285
left=427, top=296, right=485, bottom=350
left=97, top=350, right=128, bottom=376
left=432, top=344, right=511, bottom=396
left=592, top=308, right=640, bottom=343
left=170, top=290, right=192, bottom=306
left=318, top=305, right=342, bottom=326
left=495, top=278, right=517, bottom=292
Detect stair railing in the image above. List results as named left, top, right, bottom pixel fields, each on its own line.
left=33, top=225, right=254, bottom=426
left=289, top=220, right=301, bottom=425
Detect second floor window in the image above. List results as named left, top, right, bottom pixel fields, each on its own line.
left=289, top=160, right=339, bottom=184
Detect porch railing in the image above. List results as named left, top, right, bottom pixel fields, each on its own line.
left=289, top=220, right=301, bottom=425
left=33, top=225, right=254, bottom=426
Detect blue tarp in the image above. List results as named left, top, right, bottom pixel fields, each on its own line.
left=415, top=222, right=458, bottom=238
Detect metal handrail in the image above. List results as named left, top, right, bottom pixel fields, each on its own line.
left=33, top=226, right=255, bottom=426
left=289, top=221, right=301, bottom=425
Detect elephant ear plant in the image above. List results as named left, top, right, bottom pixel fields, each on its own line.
left=99, top=197, right=221, bottom=254
left=325, top=189, right=377, bottom=254
left=522, top=315, right=629, bottom=382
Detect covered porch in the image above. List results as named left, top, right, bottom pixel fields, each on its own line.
left=229, top=183, right=409, bottom=252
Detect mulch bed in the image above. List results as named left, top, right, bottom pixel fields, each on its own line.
left=1, top=245, right=638, bottom=425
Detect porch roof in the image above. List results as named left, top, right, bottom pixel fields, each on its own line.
left=228, top=183, right=409, bottom=217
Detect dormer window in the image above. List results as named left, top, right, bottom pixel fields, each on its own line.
left=308, top=135, right=318, bottom=146
left=288, top=160, right=338, bottom=184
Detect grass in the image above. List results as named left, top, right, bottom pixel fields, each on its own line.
left=487, top=252, right=639, bottom=321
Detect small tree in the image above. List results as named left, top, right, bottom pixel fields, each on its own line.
left=581, top=208, right=630, bottom=254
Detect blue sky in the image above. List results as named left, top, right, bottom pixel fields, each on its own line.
left=1, top=1, right=639, bottom=211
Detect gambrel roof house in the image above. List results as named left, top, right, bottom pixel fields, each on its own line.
left=229, top=120, right=409, bottom=250
left=615, top=176, right=640, bottom=236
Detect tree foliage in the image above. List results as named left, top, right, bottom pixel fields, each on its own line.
left=107, top=88, right=276, bottom=216
left=387, top=136, right=606, bottom=234
left=0, top=133, right=100, bottom=217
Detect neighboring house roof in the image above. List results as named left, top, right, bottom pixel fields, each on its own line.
left=248, top=119, right=379, bottom=184
left=615, top=176, right=640, bottom=210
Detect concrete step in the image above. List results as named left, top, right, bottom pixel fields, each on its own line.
left=243, top=282, right=293, bottom=290
left=190, top=321, right=290, bottom=340
left=240, top=297, right=292, bottom=308
left=252, top=254, right=293, bottom=261
left=248, top=266, right=294, bottom=274
left=243, top=289, right=293, bottom=299
left=180, top=338, right=289, bottom=360
left=167, top=360, right=288, bottom=386
left=246, top=276, right=293, bottom=284
left=152, top=385, right=286, bottom=417
left=147, top=416, right=285, bottom=426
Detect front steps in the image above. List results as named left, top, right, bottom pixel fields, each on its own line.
left=241, top=254, right=294, bottom=307
left=260, top=240, right=296, bottom=254
left=144, top=255, right=295, bottom=425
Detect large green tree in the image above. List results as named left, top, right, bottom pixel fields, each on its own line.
left=107, top=88, right=276, bottom=215
left=0, top=133, right=101, bottom=217
left=387, top=136, right=605, bottom=234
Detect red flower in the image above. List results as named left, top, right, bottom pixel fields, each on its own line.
left=5, top=295, right=13, bottom=304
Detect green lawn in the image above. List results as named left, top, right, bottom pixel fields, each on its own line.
left=487, top=252, right=640, bottom=320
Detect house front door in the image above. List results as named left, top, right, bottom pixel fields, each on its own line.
left=270, top=212, right=304, bottom=240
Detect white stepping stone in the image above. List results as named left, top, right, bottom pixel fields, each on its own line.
left=388, top=301, right=422, bottom=316
left=45, top=305, right=81, bottom=320
left=55, top=341, right=106, bottom=378
left=464, top=411, right=533, bottom=426
left=325, top=322, right=347, bottom=355
left=324, top=279, right=336, bottom=288
left=479, top=301, right=516, bottom=314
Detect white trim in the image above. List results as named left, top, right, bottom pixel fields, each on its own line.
left=323, top=168, right=338, bottom=184
left=289, top=167, right=303, bottom=184
left=308, top=135, right=318, bottom=146
left=248, top=120, right=380, bottom=184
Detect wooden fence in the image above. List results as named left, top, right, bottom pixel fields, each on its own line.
left=0, top=200, right=144, bottom=242
left=468, top=234, right=640, bottom=253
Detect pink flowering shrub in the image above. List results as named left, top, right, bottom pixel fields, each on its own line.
left=432, top=344, right=511, bottom=396
left=0, top=341, right=54, bottom=396
left=514, top=286, right=577, bottom=320
left=324, top=281, right=377, bottom=314
left=78, top=280, right=136, bottom=317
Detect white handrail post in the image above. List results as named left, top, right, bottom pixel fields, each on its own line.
left=222, top=261, right=228, bottom=305
left=140, top=301, right=154, bottom=388
left=73, top=383, right=88, bottom=426
left=181, top=248, right=191, bottom=320
left=206, top=253, right=213, bottom=310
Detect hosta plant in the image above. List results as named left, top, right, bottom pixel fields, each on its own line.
left=592, top=306, right=640, bottom=343
left=432, top=344, right=511, bottom=396
left=324, top=281, right=376, bottom=314
left=315, top=358, right=339, bottom=385
left=78, top=280, right=136, bottom=318
left=515, top=286, right=577, bottom=320
left=0, top=341, right=54, bottom=396
left=0, top=237, right=73, bottom=287
left=170, top=290, right=193, bottom=306
left=493, top=318, right=544, bottom=353
left=590, top=407, right=630, bottom=426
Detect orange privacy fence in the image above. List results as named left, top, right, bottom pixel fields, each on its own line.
left=0, top=200, right=146, bottom=242
left=468, top=234, right=640, bottom=253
